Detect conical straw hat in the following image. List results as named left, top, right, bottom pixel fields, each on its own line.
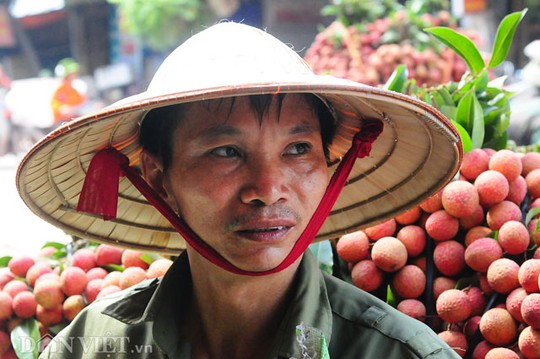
left=16, top=22, right=462, bottom=254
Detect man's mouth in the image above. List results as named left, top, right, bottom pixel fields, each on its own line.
left=236, top=225, right=293, bottom=242
left=245, top=226, right=289, bottom=233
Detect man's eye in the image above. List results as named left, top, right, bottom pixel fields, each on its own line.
left=211, top=146, right=241, bottom=158
left=286, top=143, right=311, bottom=155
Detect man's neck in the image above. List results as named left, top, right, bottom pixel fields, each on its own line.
left=184, top=251, right=302, bottom=359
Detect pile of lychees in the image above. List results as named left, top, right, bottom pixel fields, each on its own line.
left=336, top=148, right=540, bottom=358
left=0, top=244, right=173, bottom=357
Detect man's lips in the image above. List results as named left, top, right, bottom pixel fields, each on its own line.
left=236, top=227, right=292, bottom=242
left=234, top=219, right=296, bottom=242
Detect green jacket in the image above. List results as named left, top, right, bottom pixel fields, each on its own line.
left=40, top=252, right=459, bottom=358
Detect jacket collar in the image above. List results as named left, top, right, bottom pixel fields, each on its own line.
left=102, top=251, right=333, bottom=358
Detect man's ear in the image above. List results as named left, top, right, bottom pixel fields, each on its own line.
left=140, top=151, right=172, bottom=203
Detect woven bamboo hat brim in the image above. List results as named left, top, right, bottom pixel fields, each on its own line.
left=16, top=22, right=462, bottom=254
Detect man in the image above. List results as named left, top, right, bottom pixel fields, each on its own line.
left=17, top=23, right=462, bottom=358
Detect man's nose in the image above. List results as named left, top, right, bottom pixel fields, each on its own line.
left=239, top=157, right=290, bottom=206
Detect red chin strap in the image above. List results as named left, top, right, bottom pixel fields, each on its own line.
left=77, top=119, right=383, bottom=276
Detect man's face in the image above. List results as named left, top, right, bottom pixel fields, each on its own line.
left=161, top=95, right=329, bottom=272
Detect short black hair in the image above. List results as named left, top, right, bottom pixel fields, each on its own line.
left=139, top=94, right=336, bottom=171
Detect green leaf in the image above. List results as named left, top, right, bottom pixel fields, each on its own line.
left=384, top=65, right=408, bottom=92
left=439, top=105, right=457, bottom=120
left=103, top=264, right=125, bottom=272
left=11, top=319, right=40, bottom=359
left=525, top=208, right=540, bottom=226
left=309, top=241, right=334, bottom=274
left=425, top=27, right=485, bottom=75
left=0, top=256, right=12, bottom=267
left=452, top=121, right=472, bottom=153
left=140, top=253, right=162, bottom=265
left=386, top=284, right=397, bottom=307
left=42, top=242, right=67, bottom=250
left=51, top=249, right=67, bottom=260
left=456, top=90, right=484, bottom=148
left=488, top=9, right=528, bottom=68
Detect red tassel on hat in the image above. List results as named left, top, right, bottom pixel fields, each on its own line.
left=76, top=148, right=129, bottom=220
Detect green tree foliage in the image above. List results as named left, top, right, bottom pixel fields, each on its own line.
left=107, top=0, right=213, bottom=51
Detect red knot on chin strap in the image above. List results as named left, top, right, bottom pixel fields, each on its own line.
left=77, top=119, right=384, bottom=276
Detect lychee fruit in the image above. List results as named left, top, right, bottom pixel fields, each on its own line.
left=436, top=289, right=471, bottom=323
left=489, top=149, right=522, bottom=182
left=370, top=236, right=407, bottom=272
left=464, top=226, right=492, bottom=247
left=25, top=262, right=53, bottom=287
left=351, top=259, right=383, bottom=292
left=506, top=287, right=527, bottom=322
left=526, top=168, right=540, bottom=198
left=521, top=151, right=540, bottom=176
left=486, top=200, right=522, bottom=230
left=437, top=330, right=468, bottom=358
left=521, top=293, right=540, bottom=329
left=146, top=258, right=174, bottom=279
left=464, top=237, right=503, bottom=273
left=36, top=304, right=63, bottom=327
left=101, top=271, right=122, bottom=288
left=394, top=206, right=421, bottom=225
left=33, top=279, right=64, bottom=309
left=96, top=285, right=121, bottom=299
left=506, top=175, right=527, bottom=205
left=121, top=249, right=150, bottom=269
left=392, top=265, right=425, bottom=299
left=95, top=244, right=124, bottom=266
left=363, top=219, right=396, bottom=241
left=396, top=299, right=426, bottom=322
left=425, top=209, right=459, bottom=242
left=433, top=240, right=465, bottom=277
left=71, top=248, right=97, bottom=272
left=12, top=291, right=37, bottom=319
left=518, top=326, right=540, bottom=359
left=474, top=170, right=509, bottom=206
left=458, top=204, right=484, bottom=229
left=0, top=268, right=15, bottom=290
left=463, top=286, right=487, bottom=316
left=0, top=292, right=12, bottom=321
left=84, top=278, right=103, bottom=304
left=518, top=259, right=540, bottom=293
left=86, top=267, right=108, bottom=281
left=396, top=225, right=426, bottom=257
left=7, top=256, right=35, bottom=278
left=60, top=266, right=89, bottom=296
left=419, top=190, right=443, bottom=213
left=486, top=258, right=520, bottom=294
left=2, top=280, right=29, bottom=298
left=433, top=276, right=457, bottom=300
left=62, top=294, right=86, bottom=321
left=485, top=347, right=519, bottom=359
left=479, top=308, right=517, bottom=346
left=497, top=220, right=530, bottom=255
left=119, top=267, right=147, bottom=290
left=441, top=180, right=479, bottom=218
left=460, top=148, right=489, bottom=180
left=471, top=341, right=495, bottom=359
left=336, top=231, right=370, bottom=263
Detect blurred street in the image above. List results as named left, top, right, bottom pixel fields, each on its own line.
left=0, top=154, right=70, bottom=258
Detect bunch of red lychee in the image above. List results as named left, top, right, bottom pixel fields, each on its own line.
left=336, top=149, right=540, bottom=358
left=303, top=10, right=474, bottom=87
left=0, top=244, right=173, bottom=357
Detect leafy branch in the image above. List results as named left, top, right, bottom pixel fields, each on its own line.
left=385, top=9, right=528, bottom=152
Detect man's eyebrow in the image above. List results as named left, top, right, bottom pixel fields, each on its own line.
left=290, top=122, right=320, bottom=135
left=199, top=125, right=241, bottom=140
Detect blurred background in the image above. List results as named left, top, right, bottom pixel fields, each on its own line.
left=0, top=0, right=538, bottom=257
